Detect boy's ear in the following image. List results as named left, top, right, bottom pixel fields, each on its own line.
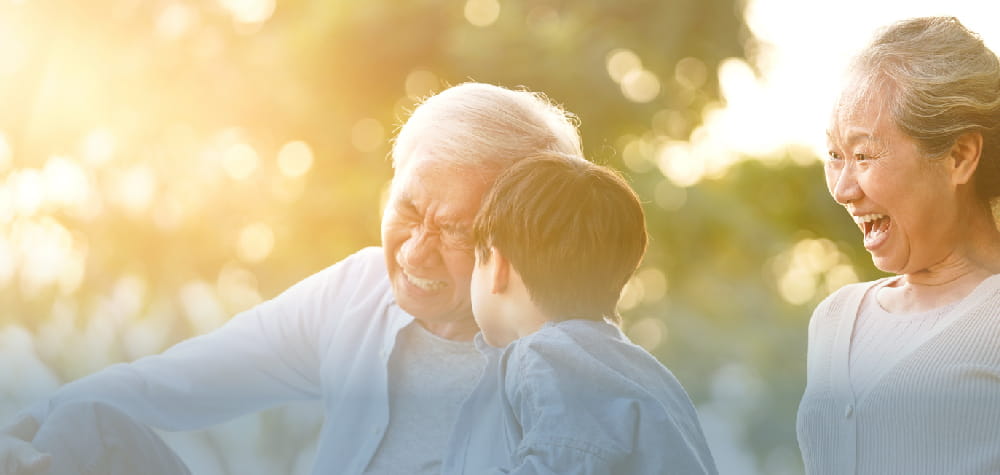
left=949, top=131, right=983, bottom=186
left=490, top=247, right=510, bottom=294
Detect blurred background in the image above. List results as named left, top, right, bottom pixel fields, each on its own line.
left=1, top=0, right=998, bottom=473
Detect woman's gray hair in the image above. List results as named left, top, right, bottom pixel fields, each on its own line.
left=846, top=16, right=1000, bottom=202
left=391, top=83, right=583, bottom=177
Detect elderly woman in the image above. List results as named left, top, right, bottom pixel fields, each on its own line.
left=797, top=17, right=1000, bottom=474
left=0, top=83, right=583, bottom=474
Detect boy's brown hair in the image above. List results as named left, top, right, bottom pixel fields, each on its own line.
left=473, top=153, right=648, bottom=324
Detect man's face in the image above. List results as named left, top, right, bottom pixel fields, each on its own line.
left=381, top=154, right=491, bottom=329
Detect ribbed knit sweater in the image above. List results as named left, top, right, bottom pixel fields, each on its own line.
left=797, top=274, right=1000, bottom=474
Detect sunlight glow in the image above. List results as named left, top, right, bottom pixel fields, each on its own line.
left=11, top=217, right=86, bottom=297
left=618, top=275, right=644, bottom=311
left=0, top=133, right=10, bottom=172
left=10, top=169, right=44, bottom=217
left=771, top=238, right=858, bottom=305
left=0, top=234, right=13, bottom=289
left=675, top=57, right=708, bottom=90
left=156, top=3, right=199, bottom=41
left=0, top=21, right=27, bottom=77
left=405, top=69, right=440, bottom=99
left=82, top=129, right=116, bottom=166
left=695, top=0, right=1000, bottom=177
left=237, top=222, right=275, bottom=264
left=179, top=280, right=227, bottom=334
left=217, top=262, right=262, bottom=314
left=621, top=69, right=661, bottom=103
left=223, top=143, right=260, bottom=181
left=606, top=49, right=642, bottom=84
left=43, top=156, right=90, bottom=210
left=111, top=164, right=157, bottom=214
left=637, top=267, right=668, bottom=304
left=220, top=0, right=275, bottom=25
left=277, top=141, right=314, bottom=178
left=627, top=317, right=668, bottom=352
left=351, top=118, right=385, bottom=153
left=653, top=180, right=687, bottom=211
left=464, top=0, right=500, bottom=27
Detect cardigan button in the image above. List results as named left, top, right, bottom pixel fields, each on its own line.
left=844, top=404, right=854, bottom=418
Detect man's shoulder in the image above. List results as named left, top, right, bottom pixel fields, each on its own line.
left=269, top=246, right=397, bottom=324
left=303, top=246, right=390, bottom=293
left=320, top=246, right=387, bottom=277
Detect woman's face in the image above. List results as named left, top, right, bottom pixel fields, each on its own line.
left=824, top=98, right=964, bottom=275
left=381, top=152, right=489, bottom=328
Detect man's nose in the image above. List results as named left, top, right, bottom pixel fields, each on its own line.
left=397, top=227, right=441, bottom=270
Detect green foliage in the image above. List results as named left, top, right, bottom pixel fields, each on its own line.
left=0, top=0, right=883, bottom=472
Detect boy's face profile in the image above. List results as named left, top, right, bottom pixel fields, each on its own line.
left=470, top=248, right=514, bottom=348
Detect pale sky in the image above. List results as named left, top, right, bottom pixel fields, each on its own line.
left=712, top=0, right=1000, bottom=161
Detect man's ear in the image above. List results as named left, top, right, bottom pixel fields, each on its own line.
left=949, top=131, right=983, bottom=186
left=490, top=247, right=510, bottom=294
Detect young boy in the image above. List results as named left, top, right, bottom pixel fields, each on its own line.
left=442, top=153, right=718, bottom=474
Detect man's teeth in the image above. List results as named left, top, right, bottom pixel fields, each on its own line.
left=853, top=213, right=887, bottom=225
left=405, top=272, right=446, bottom=291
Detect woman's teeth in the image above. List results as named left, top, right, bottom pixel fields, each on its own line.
left=854, top=213, right=889, bottom=237
left=853, top=213, right=886, bottom=225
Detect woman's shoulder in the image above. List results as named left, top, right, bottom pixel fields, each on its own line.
left=817, top=277, right=891, bottom=311
left=808, top=277, right=890, bottom=334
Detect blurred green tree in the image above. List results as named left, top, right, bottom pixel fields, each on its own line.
left=0, top=0, right=883, bottom=473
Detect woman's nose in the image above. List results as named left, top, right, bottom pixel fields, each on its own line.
left=829, top=162, right=863, bottom=205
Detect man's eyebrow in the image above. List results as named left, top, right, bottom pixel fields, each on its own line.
left=439, top=220, right=471, bottom=232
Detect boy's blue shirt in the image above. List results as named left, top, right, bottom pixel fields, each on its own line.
left=442, top=319, right=719, bottom=475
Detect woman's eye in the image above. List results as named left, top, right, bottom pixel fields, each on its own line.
left=827, top=151, right=842, bottom=160
left=854, top=153, right=868, bottom=161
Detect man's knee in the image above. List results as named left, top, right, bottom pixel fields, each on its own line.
left=34, top=401, right=189, bottom=475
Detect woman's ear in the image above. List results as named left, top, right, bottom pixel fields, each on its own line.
left=949, top=131, right=983, bottom=186
left=489, top=247, right=510, bottom=294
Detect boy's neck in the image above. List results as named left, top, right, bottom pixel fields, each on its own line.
left=510, top=301, right=551, bottom=341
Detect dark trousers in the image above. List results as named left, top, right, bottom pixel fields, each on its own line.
left=33, top=402, right=190, bottom=475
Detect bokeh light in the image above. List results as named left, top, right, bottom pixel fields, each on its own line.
left=111, top=164, right=157, bottom=214
left=606, top=49, right=642, bottom=84
left=627, top=317, right=669, bottom=351
left=156, top=3, right=198, bottom=41
left=621, top=69, right=661, bottom=103
left=10, top=169, right=44, bottom=217
left=223, top=143, right=260, bottom=181
left=771, top=238, right=859, bottom=305
left=277, top=141, right=314, bottom=178
left=43, top=156, right=90, bottom=210
left=464, top=0, right=500, bottom=27
left=675, top=57, right=708, bottom=90
left=237, top=222, right=275, bottom=264
left=2, top=1, right=997, bottom=474
left=220, top=0, right=276, bottom=26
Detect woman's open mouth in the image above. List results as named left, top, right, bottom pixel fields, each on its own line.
left=855, top=213, right=890, bottom=250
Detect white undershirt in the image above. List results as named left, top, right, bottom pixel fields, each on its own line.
left=849, top=282, right=959, bottom=396
left=363, top=322, right=484, bottom=474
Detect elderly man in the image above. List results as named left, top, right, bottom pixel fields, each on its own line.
left=0, top=82, right=583, bottom=474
